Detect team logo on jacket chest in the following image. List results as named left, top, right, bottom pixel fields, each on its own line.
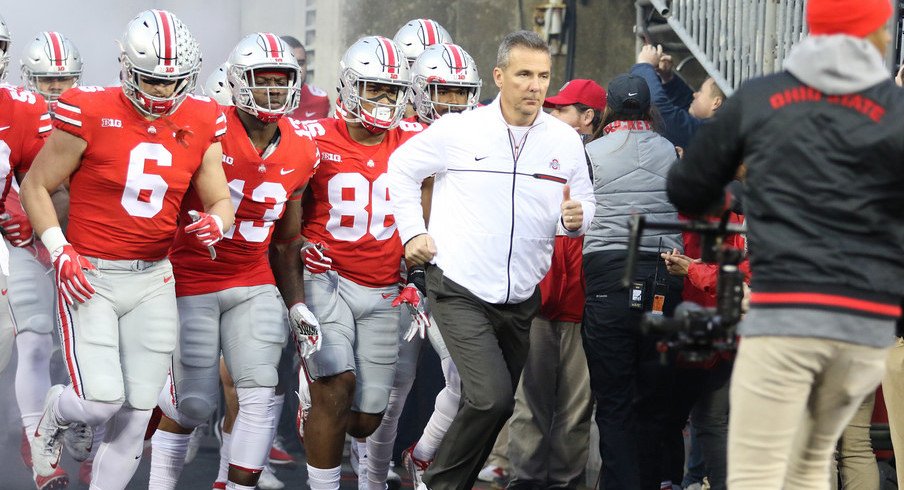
left=550, top=158, right=559, bottom=170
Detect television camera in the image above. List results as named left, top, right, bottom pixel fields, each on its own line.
left=622, top=213, right=747, bottom=362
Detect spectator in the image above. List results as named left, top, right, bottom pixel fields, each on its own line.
left=506, top=78, right=604, bottom=490
left=631, top=45, right=724, bottom=149
left=667, top=0, right=902, bottom=486
left=388, top=30, right=595, bottom=489
left=582, top=73, right=684, bottom=490
left=543, top=78, right=606, bottom=141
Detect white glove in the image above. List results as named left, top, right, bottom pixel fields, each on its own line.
left=290, top=303, right=322, bottom=358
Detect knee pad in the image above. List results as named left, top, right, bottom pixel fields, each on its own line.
left=156, top=376, right=209, bottom=429
left=176, top=395, right=215, bottom=429
left=77, top=399, right=124, bottom=427
left=15, top=331, right=52, bottom=365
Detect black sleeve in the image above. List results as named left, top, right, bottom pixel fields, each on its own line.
left=667, top=90, right=745, bottom=216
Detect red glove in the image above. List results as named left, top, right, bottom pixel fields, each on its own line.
left=301, top=242, right=332, bottom=274
left=0, top=212, right=34, bottom=247
left=184, top=210, right=224, bottom=248
left=392, top=266, right=430, bottom=341
left=51, top=244, right=98, bottom=305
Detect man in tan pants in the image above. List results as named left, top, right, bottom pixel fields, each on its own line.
left=666, top=0, right=902, bottom=487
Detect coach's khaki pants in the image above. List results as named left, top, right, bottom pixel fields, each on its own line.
left=882, top=337, right=904, bottom=484
left=728, top=336, right=887, bottom=489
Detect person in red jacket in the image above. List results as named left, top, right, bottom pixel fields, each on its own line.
left=660, top=193, right=748, bottom=490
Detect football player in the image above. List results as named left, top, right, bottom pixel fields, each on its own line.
left=296, top=35, right=422, bottom=490
left=202, top=62, right=233, bottom=107
left=11, top=29, right=86, bottom=490
left=149, top=32, right=320, bottom=490
left=363, top=42, right=481, bottom=489
left=392, top=19, right=453, bottom=65
left=20, top=31, right=82, bottom=114
left=281, top=35, right=330, bottom=121
left=0, top=12, right=36, bottom=378
left=0, top=13, right=69, bottom=489
left=20, top=10, right=234, bottom=489
left=392, top=18, right=452, bottom=121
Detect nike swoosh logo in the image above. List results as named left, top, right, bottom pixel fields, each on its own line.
left=164, top=276, right=173, bottom=283
left=627, top=92, right=638, bottom=97
left=474, top=156, right=489, bottom=161
left=305, top=111, right=317, bottom=118
left=0, top=126, right=9, bottom=132
left=280, top=168, right=295, bottom=175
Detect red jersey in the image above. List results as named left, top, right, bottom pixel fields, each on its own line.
left=54, top=87, right=226, bottom=261
left=288, top=84, right=331, bottom=121
left=171, top=108, right=320, bottom=296
left=0, top=86, right=51, bottom=212
left=301, top=118, right=423, bottom=287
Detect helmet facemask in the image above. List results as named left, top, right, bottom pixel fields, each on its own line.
left=230, top=66, right=300, bottom=123
left=414, top=80, right=480, bottom=124
left=0, top=40, right=9, bottom=82
left=340, top=73, right=409, bottom=134
left=120, top=55, right=199, bottom=117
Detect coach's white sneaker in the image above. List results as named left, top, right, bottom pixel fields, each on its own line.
left=63, top=422, right=94, bottom=462
left=30, top=385, right=68, bottom=477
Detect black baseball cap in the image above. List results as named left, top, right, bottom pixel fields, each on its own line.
left=606, top=74, right=651, bottom=115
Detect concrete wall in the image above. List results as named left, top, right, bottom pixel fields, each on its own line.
left=2, top=0, right=637, bottom=103
left=309, top=0, right=638, bottom=104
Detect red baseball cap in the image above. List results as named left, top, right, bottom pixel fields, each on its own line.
left=543, top=79, right=606, bottom=112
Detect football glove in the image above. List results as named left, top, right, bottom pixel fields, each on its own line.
left=289, top=303, right=322, bottom=358
left=185, top=210, right=222, bottom=259
left=0, top=212, right=34, bottom=247
left=51, top=244, right=98, bottom=305
left=301, top=241, right=332, bottom=274
left=392, top=265, right=430, bottom=341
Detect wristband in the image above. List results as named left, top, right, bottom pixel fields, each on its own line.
left=40, top=226, right=68, bottom=254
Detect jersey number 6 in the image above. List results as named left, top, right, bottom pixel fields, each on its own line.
left=121, top=142, right=171, bottom=218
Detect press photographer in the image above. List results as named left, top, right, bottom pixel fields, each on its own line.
left=666, top=0, right=904, bottom=487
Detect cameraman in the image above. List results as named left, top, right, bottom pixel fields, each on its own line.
left=667, top=0, right=903, bottom=487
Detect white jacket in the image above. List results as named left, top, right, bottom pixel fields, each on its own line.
left=388, top=97, right=595, bottom=304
